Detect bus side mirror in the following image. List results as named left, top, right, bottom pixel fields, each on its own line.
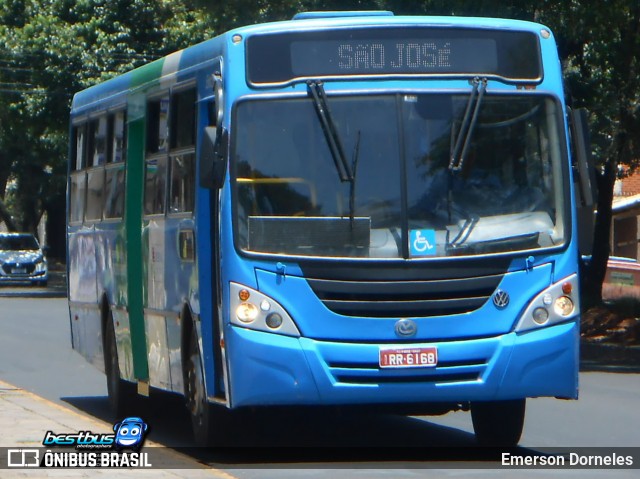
left=569, top=108, right=597, bottom=256
left=199, top=126, right=228, bottom=189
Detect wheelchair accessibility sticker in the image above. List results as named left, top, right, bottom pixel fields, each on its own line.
left=410, top=229, right=436, bottom=257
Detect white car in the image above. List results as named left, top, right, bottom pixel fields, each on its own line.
left=0, top=233, right=48, bottom=287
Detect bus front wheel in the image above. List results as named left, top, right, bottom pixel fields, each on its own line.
left=470, top=399, right=526, bottom=447
left=185, top=328, right=218, bottom=446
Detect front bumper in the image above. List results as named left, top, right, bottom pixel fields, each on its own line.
left=226, top=319, right=579, bottom=408
left=0, top=270, right=48, bottom=284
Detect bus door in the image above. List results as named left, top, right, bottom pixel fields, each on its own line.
left=197, top=66, right=227, bottom=401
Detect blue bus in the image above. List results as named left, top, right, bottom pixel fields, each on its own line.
left=67, top=11, right=593, bottom=447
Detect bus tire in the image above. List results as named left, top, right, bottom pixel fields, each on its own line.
left=470, top=399, right=525, bottom=447
left=185, top=327, right=226, bottom=446
left=104, top=310, right=135, bottom=418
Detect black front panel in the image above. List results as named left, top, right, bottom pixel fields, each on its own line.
left=301, top=258, right=509, bottom=317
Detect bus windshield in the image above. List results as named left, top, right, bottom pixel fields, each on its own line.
left=234, top=93, right=566, bottom=259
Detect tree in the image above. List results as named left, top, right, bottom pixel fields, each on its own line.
left=535, top=1, right=640, bottom=305
left=0, top=0, right=215, bottom=254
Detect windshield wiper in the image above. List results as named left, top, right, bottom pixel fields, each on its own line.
left=446, top=77, right=487, bottom=225
left=447, top=231, right=540, bottom=255
left=307, top=80, right=353, bottom=182
left=448, top=77, right=487, bottom=172
left=447, top=214, right=479, bottom=249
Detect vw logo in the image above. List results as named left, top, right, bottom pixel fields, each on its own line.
left=395, top=319, right=418, bottom=338
left=493, top=290, right=510, bottom=309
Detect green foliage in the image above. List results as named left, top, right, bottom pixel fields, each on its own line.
left=535, top=1, right=640, bottom=170
left=0, top=0, right=215, bottom=235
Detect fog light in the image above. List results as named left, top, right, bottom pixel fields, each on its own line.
left=236, top=303, right=259, bottom=323
left=532, top=307, right=549, bottom=325
left=265, top=313, right=283, bottom=329
left=554, top=296, right=574, bottom=317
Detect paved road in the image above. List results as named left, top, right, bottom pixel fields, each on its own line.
left=0, top=295, right=638, bottom=477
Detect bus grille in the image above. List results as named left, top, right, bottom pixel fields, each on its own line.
left=306, top=274, right=503, bottom=317
left=328, top=357, right=487, bottom=385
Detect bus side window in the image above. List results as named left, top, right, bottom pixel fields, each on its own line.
left=145, top=96, right=169, bottom=216
left=169, top=87, right=196, bottom=213
left=104, top=111, right=126, bottom=219
left=144, top=157, right=168, bottom=215
left=88, top=116, right=107, bottom=166
left=69, top=171, right=86, bottom=224
left=104, top=164, right=125, bottom=219
left=147, top=97, right=170, bottom=155
left=169, top=153, right=195, bottom=213
left=171, top=88, right=196, bottom=150
left=85, top=169, right=104, bottom=222
left=70, top=124, right=87, bottom=223
left=74, top=124, right=87, bottom=171
left=84, top=114, right=108, bottom=222
left=108, top=111, right=127, bottom=164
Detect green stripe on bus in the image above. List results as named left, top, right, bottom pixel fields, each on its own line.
left=125, top=59, right=165, bottom=381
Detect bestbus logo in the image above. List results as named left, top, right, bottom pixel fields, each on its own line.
left=42, top=417, right=148, bottom=450
left=43, top=431, right=115, bottom=449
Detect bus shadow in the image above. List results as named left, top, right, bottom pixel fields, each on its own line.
left=62, top=391, right=194, bottom=447
left=62, top=390, right=540, bottom=466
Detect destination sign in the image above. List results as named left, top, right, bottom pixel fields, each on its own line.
left=246, top=27, right=542, bottom=85
left=291, top=38, right=497, bottom=76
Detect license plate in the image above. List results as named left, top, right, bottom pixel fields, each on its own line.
left=12, top=268, right=27, bottom=274
left=379, top=347, right=438, bottom=369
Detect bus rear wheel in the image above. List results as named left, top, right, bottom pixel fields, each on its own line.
left=470, top=399, right=525, bottom=447
left=104, top=310, right=135, bottom=418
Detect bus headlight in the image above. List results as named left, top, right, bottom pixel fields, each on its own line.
left=554, top=296, right=574, bottom=317
left=236, top=303, right=259, bottom=323
left=515, top=274, right=579, bottom=332
left=229, top=282, right=300, bottom=337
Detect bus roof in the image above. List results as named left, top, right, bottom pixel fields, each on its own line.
left=71, top=12, right=551, bottom=114
left=228, top=13, right=549, bottom=37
